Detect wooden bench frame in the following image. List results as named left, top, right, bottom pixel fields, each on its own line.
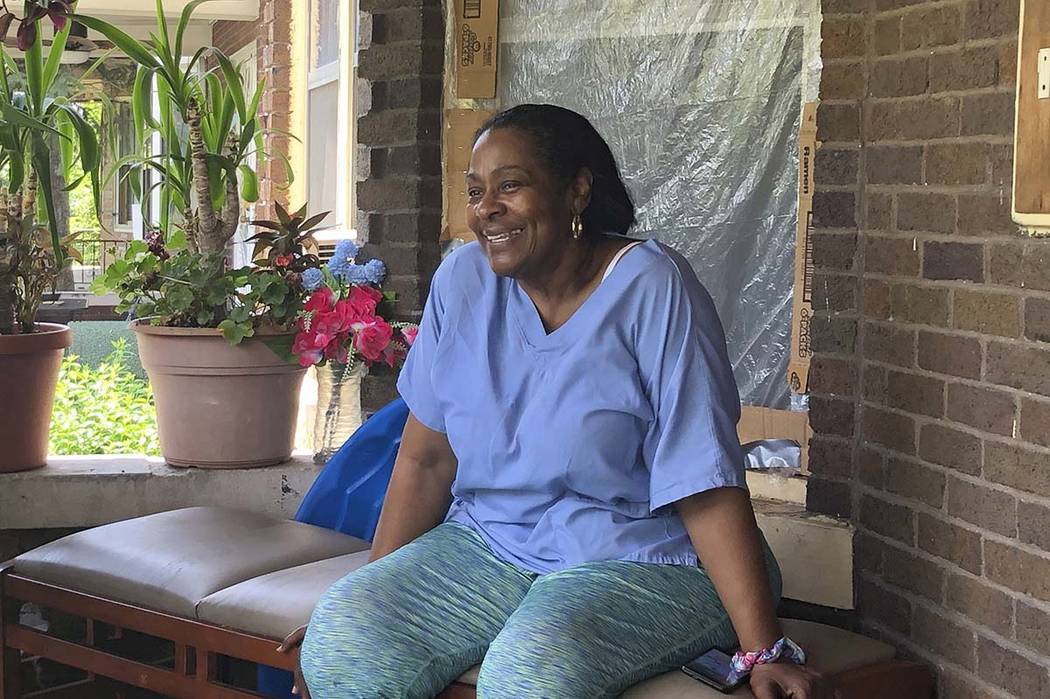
left=1, top=565, right=933, bottom=699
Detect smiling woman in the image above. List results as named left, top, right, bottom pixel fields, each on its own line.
left=464, top=106, right=640, bottom=330
left=293, top=104, right=819, bottom=699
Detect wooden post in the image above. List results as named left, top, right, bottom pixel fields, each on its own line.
left=1, top=573, right=22, bottom=699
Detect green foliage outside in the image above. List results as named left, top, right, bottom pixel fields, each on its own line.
left=67, top=101, right=104, bottom=237
left=49, top=339, right=160, bottom=456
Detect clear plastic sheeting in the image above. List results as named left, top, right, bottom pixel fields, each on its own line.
left=743, top=439, right=803, bottom=475
left=445, top=0, right=821, bottom=408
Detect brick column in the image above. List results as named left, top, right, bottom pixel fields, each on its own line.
left=807, top=0, right=866, bottom=520
left=810, top=1, right=1050, bottom=695
left=356, top=0, right=444, bottom=412
left=212, top=0, right=293, bottom=221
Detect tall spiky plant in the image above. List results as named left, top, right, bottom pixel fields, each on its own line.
left=74, top=0, right=270, bottom=255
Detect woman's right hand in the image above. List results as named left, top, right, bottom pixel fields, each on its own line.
left=277, top=625, right=311, bottom=698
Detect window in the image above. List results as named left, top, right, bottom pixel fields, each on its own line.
left=113, top=101, right=155, bottom=237
left=305, top=0, right=353, bottom=237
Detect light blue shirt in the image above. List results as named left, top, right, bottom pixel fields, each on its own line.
left=396, top=240, right=746, bottom=574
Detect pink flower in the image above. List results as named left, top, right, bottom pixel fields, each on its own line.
left=353, top=318, right=394, bottom=362
left=323, top=335, right=351, bottom=364
left=304, top=287, right=335, bottom=314
left=274, top=254, right=293, bottom=268
left=296, top=349, right=323, bottom=367
left=401, top=325, right=419, bottom=347
left=381, top=341, right=408, bottom=368
left=312, top=309, right=347, bottom=339
left=343, top=285, right=383, bottom=322
left=292, top=332, right=324, bottom=366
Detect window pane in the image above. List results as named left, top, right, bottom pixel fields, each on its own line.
left=307, top=81, right=339, bottom=221
left=311, top=0, right=340, bottom=69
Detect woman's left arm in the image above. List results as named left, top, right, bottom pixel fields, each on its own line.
left=675, top=486, right=824, bottom=699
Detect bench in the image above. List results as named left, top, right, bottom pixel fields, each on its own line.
left=1, top=507, right=932, bottom=698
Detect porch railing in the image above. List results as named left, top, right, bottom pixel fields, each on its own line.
left=71, top=236, right=132, bottom=291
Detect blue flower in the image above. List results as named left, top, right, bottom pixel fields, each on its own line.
left=337, top=263, right=374, bottom=285
left=326, top=239, right=360, bottom=279
left=333, top=239, right=359, bottom=262
left=363, top=258, right=387, bottom=284
left=302, top=267, right=324, bottom=290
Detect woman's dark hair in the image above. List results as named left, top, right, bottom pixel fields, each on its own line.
left=474, top=104, right=636, bottom=236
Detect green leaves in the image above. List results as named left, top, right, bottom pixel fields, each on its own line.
left=31, top=130, right=62, bottom=264
left=93, top=245, right=307, bottom=346
left=0, top=10, right=105, bottom=272
left=218, top=319, right=253, bottom=344
left=214, top=51, right=247, bottom=124
left=239, top=164, right=258, bottom=202
left=23, top=17, right=44, bottom=113
left=1, top=103, right=65, bottom=138
left=132, top=67, right=158, bottom=133
left=41, top=19, right=74, bottom=101
left=50, top=340, right=160, bottom=457
left=54, top=104, right=102, bottom=220
left=247, top=203, right=329, bottom=269
left=164, top=283, right=194, bottom=312
left=72, top=14, right=160, bottom=69
left=176, top=0, right=218, bottom=60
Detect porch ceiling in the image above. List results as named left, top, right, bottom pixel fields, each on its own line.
left=77, top=0, right=259, bottom=22
left=74, top=0, right=259, bottom=53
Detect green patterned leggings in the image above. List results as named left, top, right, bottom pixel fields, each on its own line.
left=300, top=522, right=781, bottom=698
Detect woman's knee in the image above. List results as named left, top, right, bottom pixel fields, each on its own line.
left=476, top=626, right=601, bottom=699
left=299, top=571, right=404, bottom=698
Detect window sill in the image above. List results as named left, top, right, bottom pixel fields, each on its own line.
left=0, top=454, right=320, bottom=530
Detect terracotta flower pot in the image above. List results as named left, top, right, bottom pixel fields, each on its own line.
left=133, top=322, right=307, bottom=468
left=0, top=323, right=72, bottom=473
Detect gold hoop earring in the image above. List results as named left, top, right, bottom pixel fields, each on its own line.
left=571, top=214, right=583, bottom=240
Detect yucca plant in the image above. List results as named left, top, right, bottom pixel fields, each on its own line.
left=0, top=0, right=102, bottom=334
left=75, top=0, right=267, bottom=253
left=84, top=0, right=306, bottom=344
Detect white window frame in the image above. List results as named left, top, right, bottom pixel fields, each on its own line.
left=305, top=0, right=354, bottom=239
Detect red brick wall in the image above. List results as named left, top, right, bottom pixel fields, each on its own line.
left=212, top=0, right=293, bottom=220
left=812, top=1, right=1050, bottom=696
left=212, top=19, right=255, bottom=56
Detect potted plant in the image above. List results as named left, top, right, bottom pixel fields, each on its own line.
left=85, top=1, right=312, bottom=468
left=290, top=239, right=417, bottom=462
left=0, top=1, right=103, bottom=472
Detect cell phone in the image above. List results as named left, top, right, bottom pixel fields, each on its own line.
left=681, top=647, right=747, bottom=694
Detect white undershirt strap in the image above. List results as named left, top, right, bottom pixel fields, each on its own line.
left=601, top=240, right=645, bottom=283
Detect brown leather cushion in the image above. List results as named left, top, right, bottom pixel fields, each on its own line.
left=456, top=618, right=895, bottom=697
left=13, top=507, right=369, bottom=618
left=197, top=550, right=372, bottom=639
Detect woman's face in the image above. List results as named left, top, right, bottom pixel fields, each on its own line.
left=466, top=127, right=582, bottom=279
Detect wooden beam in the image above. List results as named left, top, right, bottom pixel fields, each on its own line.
left=4, top=576, right=295, bottom=671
